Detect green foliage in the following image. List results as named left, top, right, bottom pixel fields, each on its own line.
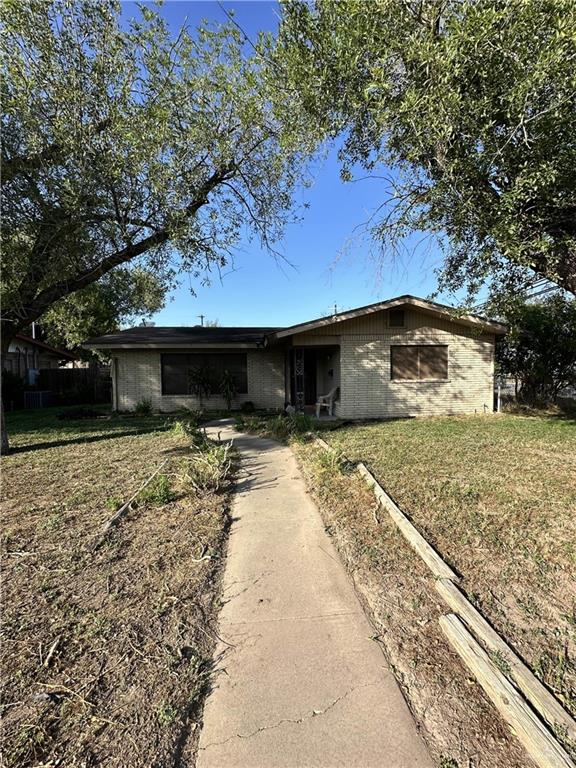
left=187, top=366, right=213, bottom=407
left=41, top=268, right=166, bottom=352
left=279, top=0, right=576, bottom=300
left=1, top=0, right=316, bottom=344
left=134, top=399, right=152, bottom=415
left=496, top=294, right=576, bottom=404
left=236, top=412, right=314, bottom=441
left=219, top=369, right=238, bottom=411
left=156, top=701, right=178, bottom=727
left=140, top=474, right=175, bottom=506
left=177, top=430, right=232, bottom=494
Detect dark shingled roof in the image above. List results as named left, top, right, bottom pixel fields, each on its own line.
left=84, top=326, right=281, bottom=348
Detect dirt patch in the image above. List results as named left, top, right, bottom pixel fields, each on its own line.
left=2, top=412, right=232, bottom=767
left=293, top=441, right=537, bottom=768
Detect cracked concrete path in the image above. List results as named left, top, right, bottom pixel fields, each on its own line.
left=197, top=421, right=432, bottom=768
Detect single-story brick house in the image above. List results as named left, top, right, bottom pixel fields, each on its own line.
left=84, top=295, right=506, bottom=418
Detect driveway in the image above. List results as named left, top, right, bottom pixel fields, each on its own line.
left=197, top=421, right=432, bottom=768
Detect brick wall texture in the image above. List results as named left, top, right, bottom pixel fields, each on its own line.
left=113, top=308, right=495, bottom=417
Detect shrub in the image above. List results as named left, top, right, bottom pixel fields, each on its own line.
left=240, top=400, right=255, bottom=413
left=188, top=366, right=213, bottom=407
left=58, top=406, right=101, bottom=420
left=134, top=398, right=152, bottom=415
left=140, top=473, right=175, bottom=505
left=177, top=440, right=232, bottom=494
left=235, top=412, right=314, bottom=442
left=219, top=369, right=238, bottom=411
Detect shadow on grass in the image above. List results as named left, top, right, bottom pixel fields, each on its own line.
left=7, top=425, right=171, bottom=455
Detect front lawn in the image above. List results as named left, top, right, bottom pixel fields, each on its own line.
left=2, top=406, right=232, bottom=767
left=291, top=412, right=576, bottom=765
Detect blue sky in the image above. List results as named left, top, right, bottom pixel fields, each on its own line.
left=124, top=1, right=452, bottom=328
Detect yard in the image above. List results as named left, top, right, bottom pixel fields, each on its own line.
left=290, top=412, right=576, bottom=766
left=1, top=406, right=232, bottom=767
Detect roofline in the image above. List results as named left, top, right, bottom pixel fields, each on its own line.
left=267, top=295, right=507, bottom=339
left=14, top=333, right=76, bottom=359
left=82, top=341, right=263, bottom=350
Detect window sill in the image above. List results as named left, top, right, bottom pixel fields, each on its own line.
left=391, top=379, right=450, bottom=383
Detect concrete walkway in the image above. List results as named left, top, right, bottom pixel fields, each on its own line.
left=197, top=422, right=432, bottom=768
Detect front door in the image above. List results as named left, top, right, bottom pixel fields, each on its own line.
left=290, top=349, right=317, bottom=410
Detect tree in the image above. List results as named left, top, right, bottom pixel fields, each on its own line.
left=41, top=267, right=166, bottom=352
left=0, top=0, right=316, bottom=450
left=279, top=0, right=576, bottom=299
left=495, top=294, right=576, bottom=404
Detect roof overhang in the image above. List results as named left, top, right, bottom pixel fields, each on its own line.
left=82, top=342, right=262, bottom=350
left=266, top=295, right=507, bottom=340
left=14, top=333, right=76, bottom=360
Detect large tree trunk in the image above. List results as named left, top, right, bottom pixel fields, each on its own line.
left=1, top=331, right=14, bottom=454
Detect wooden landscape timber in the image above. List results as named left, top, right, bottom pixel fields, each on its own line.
left=356, top=461, right=460, bottom=583
left=310, top=436, right=576, bottom=765
left=87, top=458, right=169, bottom=552
left=435, top=578, right=576, bottom=744
left=440, top=614, right=575, bottom=768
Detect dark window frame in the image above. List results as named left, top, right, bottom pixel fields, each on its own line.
left=390, top=344, right=448, bottom=381
left=389, top=309, right=406, bottom=328
left=161, top=352, right=248, bottom=396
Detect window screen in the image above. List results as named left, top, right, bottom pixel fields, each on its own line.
left=161, top=353, right=248, bottom=395
left=389, top=309, right=405, bottom=327
left=391, top=345, right=448, bottom=380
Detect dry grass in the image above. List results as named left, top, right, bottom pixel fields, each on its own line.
left=2, top=407, right=232, bottom=767
left=327, top=414, right=576, bottom=716
left=289, top=412, right=576, bottom=767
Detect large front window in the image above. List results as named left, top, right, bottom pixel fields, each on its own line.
left=161, top=353, right=248, bottom=395
left=390, top=345, right=448, bottom=381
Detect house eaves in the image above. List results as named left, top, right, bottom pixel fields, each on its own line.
left=266, top=295, right=507, bottom=340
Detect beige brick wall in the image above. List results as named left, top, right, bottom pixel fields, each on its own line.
left=113, top=348, right=285, bottom=412
left=294, top=309, right=495, bottom=419
left=111, top=308, right=496, bottom=418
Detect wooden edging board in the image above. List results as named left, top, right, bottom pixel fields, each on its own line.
left=87, top=458, right=170, bottom=552
left=311, top=436, right=576, bottom=763
left=436, top=578, right=576, bottom=743
left=313, top=437, right=458, bottom=582
left=356, top=461, right=460, bottom=583
left=440, top=614, right=575, bottom=768
left=314, top=437, right=335, bottom=453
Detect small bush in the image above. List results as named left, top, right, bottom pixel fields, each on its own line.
left=178, top=441, right=232, bottom=494
left=58, top=406, right=101, bottom=420
left=170, top=415, right=202, bottom=437
left=235, top=412, right=314, bottom=441
left=219, top=369, right=238, bottom=411
left=240, top=401, right=255, bottom=413
left=134, top=398, right=152, bottom=415
left=140, top=474, right=175, bottom=505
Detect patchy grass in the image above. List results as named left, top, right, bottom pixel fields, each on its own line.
left=2, top=406, right=233, bottom=768
left=287, top=412, right=576, bottom=766
left=326, top=413, right=576, bottom=714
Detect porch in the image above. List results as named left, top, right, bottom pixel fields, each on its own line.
left=286, top=345, right=340, bottom=416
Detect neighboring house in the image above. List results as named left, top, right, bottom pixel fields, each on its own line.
left=2, top=333, right=76, bottom=381
left=84, top=295, right=506, bottom=418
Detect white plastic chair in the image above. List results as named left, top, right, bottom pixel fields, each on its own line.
left=315, top=386, right=339, bottom=418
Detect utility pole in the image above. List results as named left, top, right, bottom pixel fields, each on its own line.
left=197, top=314, right=205, bottom=327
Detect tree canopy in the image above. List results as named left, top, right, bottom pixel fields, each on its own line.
left=279, top=0, right=576, bottom=300
left=40, top=267, right=166, bottom=351
left=1, top=0, right=316, bottom=348
left=496, top=294, right=576, bottom=404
